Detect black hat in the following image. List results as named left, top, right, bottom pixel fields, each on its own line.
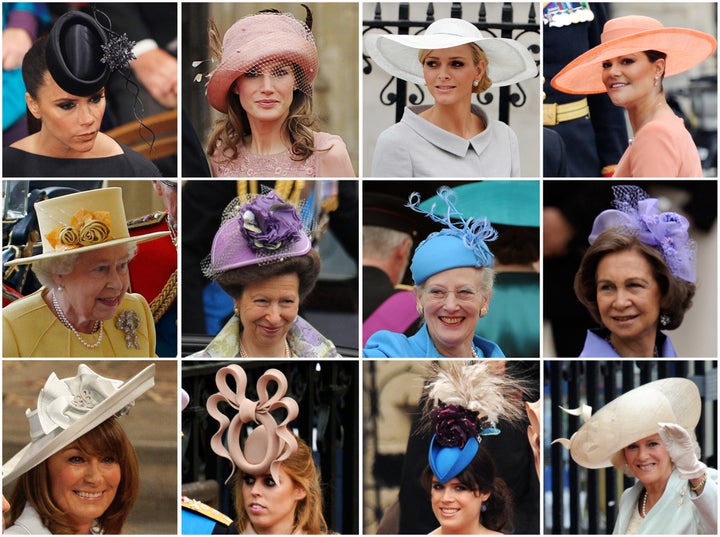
left=363, top=192, right=420, bottom=239
left=45, top=11, right=110, bottom=96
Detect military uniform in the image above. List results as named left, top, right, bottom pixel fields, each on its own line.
left=543, top=2, right=628, bottom=177
left=181, top=496, right=234, bottom=534
left=128, top=211, right=177, bottom=356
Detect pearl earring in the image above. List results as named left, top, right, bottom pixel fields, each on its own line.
left=473, top=80, right=480, bottom=88
left=653, top=76, right=659, bottom=87
left=480, top=306, right=488, bottom=317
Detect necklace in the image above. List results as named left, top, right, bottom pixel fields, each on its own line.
left=471, top=345, right=479, bottom=357
left=640, top=488, right=648, bottom=518
left=52, top=291, right=103, bottom=349
left=238, top=338, right=291, bottom=358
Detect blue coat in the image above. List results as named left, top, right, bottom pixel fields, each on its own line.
left=613, top=468, right=717, bottom=534
left=363, top=323, right=505, bottom=358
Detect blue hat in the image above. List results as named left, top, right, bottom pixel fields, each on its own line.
left=429, top=435, right=479, bottom=484
left=408, top=187, right=497, bottom=285
left=419, top=181, right=540, bottom=228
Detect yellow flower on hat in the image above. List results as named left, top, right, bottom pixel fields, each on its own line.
left=46, top=209, right=112, bottom=250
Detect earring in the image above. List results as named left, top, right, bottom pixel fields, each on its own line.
left=480, top=306, right=488, bottom=317
left=472, top=80, right=480, bottom=88
left=653, top=76, right=659, bottom=87
left=57, top=284, right=63, bottom=292
left=659, top=313, right=670, bottom=328
left=416, top=304, right=424, bottom=315
left=233, top=307, right=240, bottom=317
left=481, top=503, right=487, bottom=513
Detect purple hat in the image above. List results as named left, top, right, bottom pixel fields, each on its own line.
left=202, top=190, right=312, bottom=277
left=206, top=11, right=318, bottom=113
left=589, top=185, right=696, bottom=282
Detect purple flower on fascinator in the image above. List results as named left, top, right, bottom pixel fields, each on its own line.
left=240, top=192, right=303, bottom=253
left=589, top=185, right=696, bottom=282
left=431, top=404, right=479, bottom=448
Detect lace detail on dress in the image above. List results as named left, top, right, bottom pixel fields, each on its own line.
left=211, top=142, right=318, bottom=177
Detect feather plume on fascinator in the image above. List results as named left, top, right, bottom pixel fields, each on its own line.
left=407, top=186, right=498, bottom=285
left=423, top=361, right=529, bottom=483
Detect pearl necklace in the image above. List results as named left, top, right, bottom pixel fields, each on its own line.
left=640, top=488, right=648, bottom=518
left=52, top=291, right=103, bottom=349
left=471, top=345, right=479, bottom=357
left=238, top=338, right=291, bottom=358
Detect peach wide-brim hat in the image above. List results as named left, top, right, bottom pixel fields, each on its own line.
left=206, top=11, right=318, bottom=114
left=553, top=378, right=701, bottom=470
left=552, top=15, right=717, bottom=95
left=5, top=187, right=169, bottom=266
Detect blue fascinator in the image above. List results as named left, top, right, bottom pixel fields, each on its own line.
left=589, top=185, right=696, bottom=282
left=424, top=362, right=529, bottom=483
left=407, top=186, right=498, bottom=285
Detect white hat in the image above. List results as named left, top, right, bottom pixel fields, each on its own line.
left=5, top=187, right=169, bottom=267
left=3, top=363, right=155, bottom=484
left=365, top=18, right=537, bottom=88
left=554, top=378, right=700, bottom=470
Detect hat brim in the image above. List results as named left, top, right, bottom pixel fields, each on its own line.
left=2, top=364, right=155, bottom=484
left=4, top=231, right=170, bottom=267
left=565, top=378, right=700, bottom=469
left=206, top=36, right=318, bottom=113
left=365, top=32, right=537, bottom=88
left=552, top=28, right=717, bottom=95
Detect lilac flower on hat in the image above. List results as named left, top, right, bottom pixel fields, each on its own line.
left=240, top=191, right=303, bottom=253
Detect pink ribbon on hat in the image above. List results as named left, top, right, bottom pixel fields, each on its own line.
left=206, top=365, right=299, bottom=485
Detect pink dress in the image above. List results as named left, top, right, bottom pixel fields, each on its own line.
left=209, top=132, right=355, bottom=177
left=613, top=114, right=702, bottom=177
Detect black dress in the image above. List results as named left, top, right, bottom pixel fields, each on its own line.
left=3, top=143, right=161, bottom=177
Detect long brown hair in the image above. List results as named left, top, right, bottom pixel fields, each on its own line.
left=7, top=418, right=139, bottom=534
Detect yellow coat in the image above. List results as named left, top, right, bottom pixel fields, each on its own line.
left=3, top=288, right=157, bottom=357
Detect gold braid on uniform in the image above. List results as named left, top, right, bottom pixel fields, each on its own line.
left=149, top=269, right=177, bottom=323
left=236, top=180, right=305, bottom=206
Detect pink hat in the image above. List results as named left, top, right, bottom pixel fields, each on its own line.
left=206, top=11, right=318, bottom=113
left=552, top=15, right=716, bottom=95
left=202, top=190, right=312, bottom=277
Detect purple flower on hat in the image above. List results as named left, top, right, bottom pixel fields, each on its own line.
left=240, top=192, right=303, bottom=253
left=431, top=404, right=479, bottom=448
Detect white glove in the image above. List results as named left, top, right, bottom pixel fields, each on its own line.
left=658, top=422, right=707, bottom=480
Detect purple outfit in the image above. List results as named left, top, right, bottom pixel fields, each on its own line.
left=578, top=329, right=677, bottom=357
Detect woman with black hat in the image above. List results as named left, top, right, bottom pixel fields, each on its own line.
left=2, top=10, right=162, bottom=177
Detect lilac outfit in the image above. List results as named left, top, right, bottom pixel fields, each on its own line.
left=209, top=131, right=355, bottom=177
left=579, top=328, right=677, bottom=357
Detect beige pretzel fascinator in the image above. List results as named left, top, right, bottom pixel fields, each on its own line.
left=206, top=365, right=299, bottom=484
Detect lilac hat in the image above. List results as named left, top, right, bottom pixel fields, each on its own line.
left=206, top=10, right=318, bottom=113
left=202, top=190, right=312, bottom=277
left=589, top=185, right=696, bottom=282
left=408, top=186, right=497, bottom=285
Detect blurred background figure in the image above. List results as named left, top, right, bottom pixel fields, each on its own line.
left=362, top=192, right=421, bottom=345
left=128, top=179, right=178, bottom=357
left=2, top=2, right=50, bottom=145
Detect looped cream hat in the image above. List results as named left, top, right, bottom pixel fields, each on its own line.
left=5, top=187, right=169, bottom=266
left=553, top=377, right=701, bottom=470
left=552, top=15, right=717, bottom=94
left=365, top=17, right=537, bottom=88
left=3, top=363, right=155, bottom=484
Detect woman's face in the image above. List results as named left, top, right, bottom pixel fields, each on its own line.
left=241, top=467, right=306, bottom=534
left=46, top=444, right=121, bottom=533
left=234, top=273, right=300, bottom=351
left=595, top=249, right=662, bottom=348
left=431, top=476, right=489, bottom=534
left=417, top=267, right=489, bottom=357
left=601, top=53, right=664, bottom=109
left=234, top=61, right=296, bottom=128
left=26, top=72, right=106, bottom=157
left=623, top=433, right=673, bottom=488
left=422, top=44, right=483, bottom=106
left=54, top=245, right=131, bottom=329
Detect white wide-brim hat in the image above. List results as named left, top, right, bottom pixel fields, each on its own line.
left=365, top=17, right=537, bottom=88
left=3, top=363, right=155, bottom=484
left=554, top=378, right=700, bottom=470
left=5, top=187, right=169, bottom=266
